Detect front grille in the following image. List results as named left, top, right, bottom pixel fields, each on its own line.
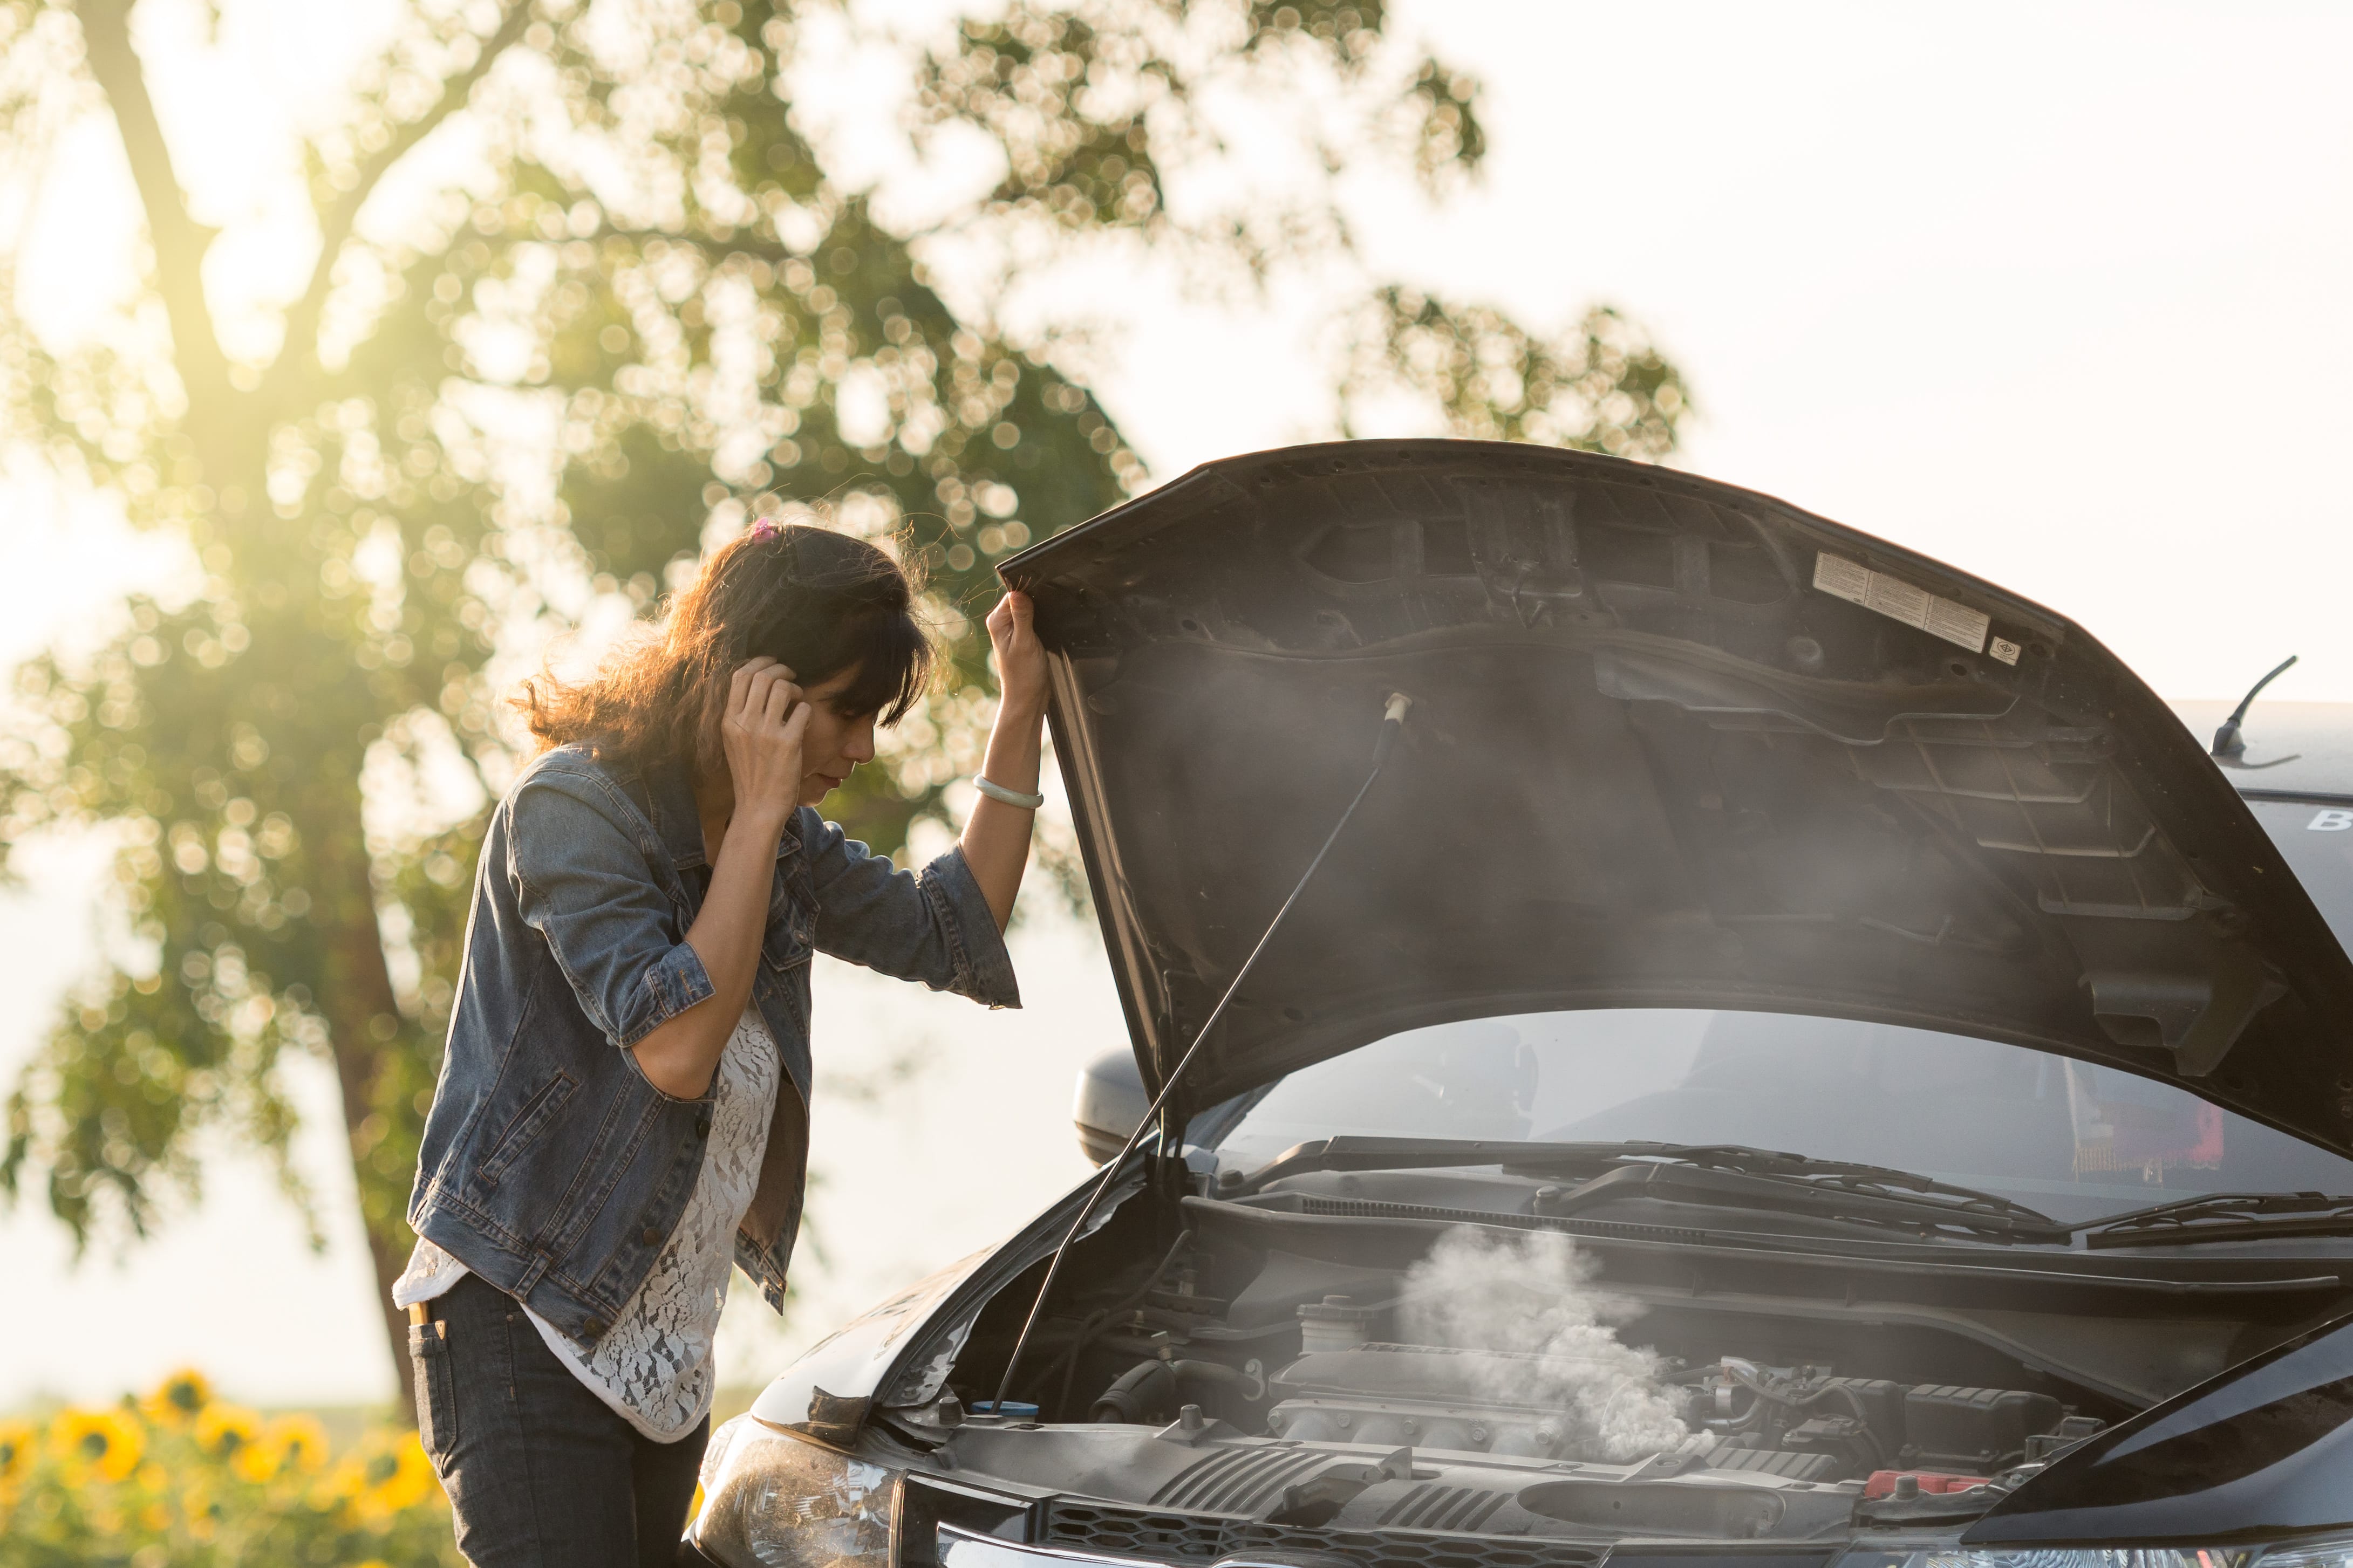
left=1043, top=1500, right=1604, bottom=1568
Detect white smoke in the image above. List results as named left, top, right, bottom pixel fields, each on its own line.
left=1397, top=1226, right=1691, bottom=1462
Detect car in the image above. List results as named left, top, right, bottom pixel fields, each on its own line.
left=687, top=440, right=2353, bottom=1568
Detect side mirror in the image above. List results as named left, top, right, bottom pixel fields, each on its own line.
left=1072, top=1047, right=1148, bottom=1165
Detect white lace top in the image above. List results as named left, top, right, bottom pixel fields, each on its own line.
left=394, top=1005, right=781, bottom=1443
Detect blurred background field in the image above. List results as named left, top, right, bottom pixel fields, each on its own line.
left=2, top=1371, right=458, bottom=1565
left=4, top=1375, right=767, bottom=1564
left=7, top=1, right=2353, bottom=1564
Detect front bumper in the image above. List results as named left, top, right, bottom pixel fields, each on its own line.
left=690, top=1413, right=2353, bottom=1568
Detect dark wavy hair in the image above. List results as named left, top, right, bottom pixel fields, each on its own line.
left=518, top=522, right=932, bottom=782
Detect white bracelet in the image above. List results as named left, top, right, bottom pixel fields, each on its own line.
left=974, top=775, right=1045, bottom=810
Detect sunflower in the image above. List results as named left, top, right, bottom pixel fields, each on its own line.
left=231, top=1435, right=281, bottom=1484
left=139, top=1368, right=213, bottom=1428
left=236, top=1413, right=330, bottom=1483
left=349, top=1432, right=438, bottom=1524
left=314, top=1452, right=368, bottom=1512
left=181, top=1479, right=222, bottom=1542
left=51, top=1407, right=145, bottom=1484
left=193, top=1401, right=260, bottom=1462
left=0, top=1420, right=36, bottom=1485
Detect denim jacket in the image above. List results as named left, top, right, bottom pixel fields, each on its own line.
left=406, top=742, right=1019, bottom=1347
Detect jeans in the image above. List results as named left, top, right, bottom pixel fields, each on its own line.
left=410, top=1272, right=707, bottom=1567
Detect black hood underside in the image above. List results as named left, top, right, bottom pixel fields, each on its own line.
left=1000, top=442, right=2353, bottom=1157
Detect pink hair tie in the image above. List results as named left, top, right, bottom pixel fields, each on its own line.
left=747, top=517, right=781, bottom=542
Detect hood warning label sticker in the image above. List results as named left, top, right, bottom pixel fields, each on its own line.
left=1813, top=552, right=1990, bottom=655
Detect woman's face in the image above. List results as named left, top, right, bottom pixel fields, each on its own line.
left=794, top=666, right=879, bottom=806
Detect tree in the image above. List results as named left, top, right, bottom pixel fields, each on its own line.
left=0, top=0, right=1690, bottom=1415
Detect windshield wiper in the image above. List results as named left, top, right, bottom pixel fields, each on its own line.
left=1231, top=1136, right=2068, bottom=1243
left=2081, top=1190, right=2353, bottom=1249
left=1232, top=1136, right=1565, bottom=1193
left=1572, top=1142, right=2067, bottom=1237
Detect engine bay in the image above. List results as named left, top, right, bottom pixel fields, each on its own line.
left=1261, top=1341, right=2095, bottom=1482
left=926, top=1338, right=2105, bottom=1542
left=901, top=1180, right=2352, bottom=1540
left=925, top=1301, right=2102, bottom=1537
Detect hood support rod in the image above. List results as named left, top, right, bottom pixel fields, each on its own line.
left=990, top=693, right=1414, bottom=1416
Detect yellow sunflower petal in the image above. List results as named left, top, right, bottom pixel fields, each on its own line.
left=51, top=1407, right=146, bottom=1483
left=139, top=1367, right=214, bottom=1426
left=232, top=1441, right=281, bottom=1484
left=0, top=1420, right=36, bottom=1482
left=95, top=1411, right=145, bottom=1483
left=260, top=1412, right=331, bottom=1475
left=193, top=1401, right=260, bottom=1460
left=348, top=1429, right=441, bottom=1525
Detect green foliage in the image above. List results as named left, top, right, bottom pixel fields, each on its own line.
left=1337, top=293, right=1692, bottom=456
left=0, top=0, right=1690, bottom=1404
left=923, top=0, right=1490, bottom=273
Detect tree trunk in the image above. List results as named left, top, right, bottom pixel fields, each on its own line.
left=307, top=779, right=421, bottom=1427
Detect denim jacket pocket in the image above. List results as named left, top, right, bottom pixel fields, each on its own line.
left=470, top=1070, right=578, bottom=1192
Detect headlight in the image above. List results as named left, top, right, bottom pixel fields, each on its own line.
left=690, top=1414, right=903, bottom=1568
left=1853, top=1543, right=2353, bottom=1568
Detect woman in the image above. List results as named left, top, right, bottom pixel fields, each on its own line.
left=395, top=521, right=1047, bottom=1566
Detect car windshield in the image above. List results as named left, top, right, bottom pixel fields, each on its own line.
left=1210, top=788, right=2353, bottom=1228
left=1210, top=1008, right=2353, bottom=1225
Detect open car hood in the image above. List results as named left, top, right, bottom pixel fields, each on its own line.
left=1000, top=442, right=2353, bottom=1154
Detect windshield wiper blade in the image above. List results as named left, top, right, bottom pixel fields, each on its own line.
left=1232, top=1136, right=1574, bottom=1193
left=2081, top=1190, right=2353, bottom=1249
left=1597, top=1142, right=2063, bottom=1231
left=1231, top=1136, right=2065, bottom=1242
left=1534, top=1146, right=2068, bottom=1242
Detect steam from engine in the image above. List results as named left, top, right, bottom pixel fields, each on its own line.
left=1400, top=1227, right=1692, bottom=1460
left=1265, top=1228, right=1703, bottom=1466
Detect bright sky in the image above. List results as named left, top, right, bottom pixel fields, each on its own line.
left=6, top=0, right=2353, bottom=1408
